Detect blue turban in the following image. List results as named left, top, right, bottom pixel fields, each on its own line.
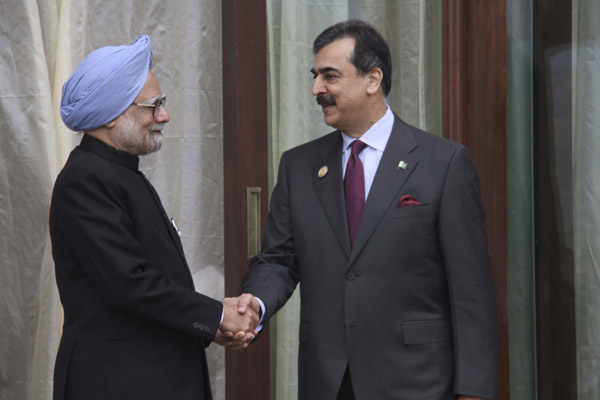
left=60, top=35, right=153, bottom=132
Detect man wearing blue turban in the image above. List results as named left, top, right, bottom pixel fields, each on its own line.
left=50, top=36, right=259, bottom=400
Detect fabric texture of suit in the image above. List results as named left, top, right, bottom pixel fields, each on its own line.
left=49, top=134, right=222, bottom=400
left=243, top=115, right=499, bottom=400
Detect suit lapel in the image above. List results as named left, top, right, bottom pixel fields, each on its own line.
left=349, top=116, right=419, bottom=265
left=312, top=132, right=352, bottom=259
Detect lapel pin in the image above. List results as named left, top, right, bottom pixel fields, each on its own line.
left=398, top=160, right=408, bottom=170
left=318, top=166, right=328, bottom=178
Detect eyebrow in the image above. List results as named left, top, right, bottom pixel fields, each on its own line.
left=144, top=94, right=165, bottom=103
left=311, top=67, right=340, bottom=76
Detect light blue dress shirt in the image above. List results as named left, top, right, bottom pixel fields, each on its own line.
left=341, top=105, right=394, bottom=200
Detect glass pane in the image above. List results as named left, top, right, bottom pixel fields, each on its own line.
left=530, top=1, right=600, bottom=399
left=533, top=1, right=577, bottom=398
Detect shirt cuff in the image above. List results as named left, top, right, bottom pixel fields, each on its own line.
left=255, top=297, right=266, bottom=332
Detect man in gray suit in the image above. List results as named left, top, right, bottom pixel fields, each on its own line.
left=239, top=20, right=498, bottom=399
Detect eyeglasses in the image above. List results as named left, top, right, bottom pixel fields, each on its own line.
left=132, top=95, right=167, bottom=117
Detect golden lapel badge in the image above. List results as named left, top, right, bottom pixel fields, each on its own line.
left=398, top=160, right=408, bottom=170
left=318, top=166, right=328, bottom=178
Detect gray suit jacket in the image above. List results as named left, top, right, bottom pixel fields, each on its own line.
left=243, top=116, right=498, bottom=400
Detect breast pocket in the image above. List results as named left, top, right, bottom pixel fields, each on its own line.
left=376, top=204, right=436, bottom=262
left=388, top=204, right=431, bottom=219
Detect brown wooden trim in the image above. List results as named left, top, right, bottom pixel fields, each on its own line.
left=222, top=0, right=270, bottom=399
left=443, top=1, right=509, bottom=399
left=442, top=1, right=467, bottom=144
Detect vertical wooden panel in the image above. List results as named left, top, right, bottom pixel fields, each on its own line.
left=443, top=1, right=509, bottom=399
left=222, top=0, right=270, bottom=399
left=442, top=1, right=467, bottom=145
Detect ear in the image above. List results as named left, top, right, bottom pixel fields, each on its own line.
left=366, top=68, right=383, bottom=95
left=104, top=119, right=117, bottom=129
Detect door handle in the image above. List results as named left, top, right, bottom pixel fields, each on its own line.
left=247, top=187, right=261, bottom=258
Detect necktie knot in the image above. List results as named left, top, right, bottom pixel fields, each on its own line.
left=350, top=140, right=367, bottom=156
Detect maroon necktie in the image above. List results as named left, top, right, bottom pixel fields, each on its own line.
left=344, top=140, right=367, bottom=246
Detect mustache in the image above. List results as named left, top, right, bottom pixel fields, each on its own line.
left=316, top=94, right=336, bottom=107
left=148, top=124, right=164, bottom=132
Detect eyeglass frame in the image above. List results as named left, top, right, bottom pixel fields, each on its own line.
left=131, top=94, right=167, bottom=117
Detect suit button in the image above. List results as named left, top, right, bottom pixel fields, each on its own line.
left=346, top=272, right=356, bottom=280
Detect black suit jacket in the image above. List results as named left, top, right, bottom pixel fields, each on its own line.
left=244, top=116, right=498, bottom=399
left=49, top=135, right=222, bottom=400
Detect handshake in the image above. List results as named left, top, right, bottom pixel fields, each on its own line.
left=216, top=293, right=261, bottom=349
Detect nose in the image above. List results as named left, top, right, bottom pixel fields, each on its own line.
left=312, top=76, right=326, bottom=97
left=155, top=106, right=170, bottom=123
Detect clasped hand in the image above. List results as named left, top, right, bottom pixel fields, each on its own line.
left=216, top=293, right=260, bottom=349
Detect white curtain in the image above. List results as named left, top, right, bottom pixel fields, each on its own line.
left=573, top=0, right=600, bottom=398
left=0, top=1, right=225, bottom=399
left=266, top=1, right=442, bottom=398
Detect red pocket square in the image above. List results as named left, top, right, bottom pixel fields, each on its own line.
left=399, top=194, right=421, bottom=207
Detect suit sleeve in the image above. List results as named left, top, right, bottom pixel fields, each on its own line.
left=437, top=145, right=499, bottom=399
left=243, top=151, right=300, bottom=322
left=50, top=168, right=222, bottom=341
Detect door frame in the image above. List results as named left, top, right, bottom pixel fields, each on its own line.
left=222, top=1, right=270, bottom=399
left=443, top=2, right=509, bottom=398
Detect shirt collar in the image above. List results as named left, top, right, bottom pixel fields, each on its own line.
left=79, top=134, right=140, bottom=171
left=341, top=105, right=394, bottom=152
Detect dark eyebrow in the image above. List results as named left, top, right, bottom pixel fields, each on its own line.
left=310, top=67, right=340, bottom=76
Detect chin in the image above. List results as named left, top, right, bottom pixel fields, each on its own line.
left=325, top=120, right=344, bottom=131
left=323, top=114, right=340, bottom=129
